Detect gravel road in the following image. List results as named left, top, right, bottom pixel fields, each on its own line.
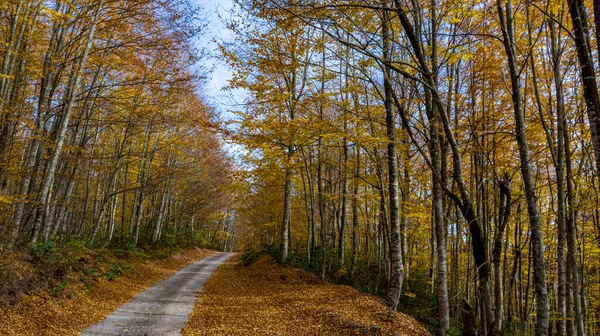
left=81, top=252, right=234, bottom=336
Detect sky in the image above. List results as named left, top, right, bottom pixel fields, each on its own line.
left=194, top=0, right=246, bottom=159
left=195, top=0, right=238, bottom=109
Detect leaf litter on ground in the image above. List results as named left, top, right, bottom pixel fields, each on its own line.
left=183, top=255, right=430, bottom=336
left=0, top=247, right=212, bottom=335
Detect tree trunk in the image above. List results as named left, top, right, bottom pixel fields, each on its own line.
left=381, top=7, right=404, bottom=309
left=548, top=16, right=568, bottom=335
left=338, top=135, right=348, bottom=265
left=567, top=0, right=600, bottom=187
left=279, top=164, right=292, bottom=263
left=300, top=151, right=313, bottom=262
left=351, top=145, right=360, bottom=275
left=496, top=2, right=549, bottom=334
left=32, top=0, right=104, bottom=243
left=492, top=177, right=511, bottom=335
left=565, top=120, right=586, bottom=336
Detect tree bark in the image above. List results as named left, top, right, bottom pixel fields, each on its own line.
left=279, top=164, right=292, bottom=263
left=548, top=16, right=568, bottom=335
left=492, top=177, right=511, bottom=335
left=32, top=0, right=104, bottom=243
left=565, top=120, right=586, bottom=336
left=496, top=1, right=549, bottom=334
left=567, top=0, right=600, bottom=187
left=381, top=6, right=404, bottom=309
left=351, top=144, right=360, bottom=275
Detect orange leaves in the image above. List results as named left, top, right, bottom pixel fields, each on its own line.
left=183, top=256, right=431, bottom=336
left=0, top=248, right=213, bottom=336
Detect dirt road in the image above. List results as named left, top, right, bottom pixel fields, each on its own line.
left=81, top=252, right=234, bottom=336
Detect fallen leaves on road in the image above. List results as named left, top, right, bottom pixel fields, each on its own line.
left=183, top=256, right=430, bottom=336
left=0, top=248, right=212, bottom=336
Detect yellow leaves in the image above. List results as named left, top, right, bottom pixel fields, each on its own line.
left=0, top=194, right=13, bottom=204
left=215, top=230, right=232, bottom=239
left=446, top=46, right=474, bottom=65
left=40, top=5, right=71, bottom=21
left=336, top=266, right=349, bottom=276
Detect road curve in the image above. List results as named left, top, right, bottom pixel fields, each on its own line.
left=81, top=252, right=234, bottom=336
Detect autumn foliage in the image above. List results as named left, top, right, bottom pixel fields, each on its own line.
left=4, top=0, right=600, bottom=336
left=0, top=0, right=234, bottom=249
left=223, top=1, right=600, bottom=335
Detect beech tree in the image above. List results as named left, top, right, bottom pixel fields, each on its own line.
left=225, top=1, right=600, bottom=335
left=0, top=0, right=235, bottom=249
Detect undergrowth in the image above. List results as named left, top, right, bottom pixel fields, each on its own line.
left=0, top=238, right=217, bottom=305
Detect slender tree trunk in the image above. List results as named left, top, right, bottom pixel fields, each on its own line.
left=351, top=145, right=360, bottom=275
left=318, top=32, right=327, bottom=280
left=497, top=2, right=549, bottom=334
left=300, top=154, right=312, bottom=262
left=492, top=178, right=511, bottom=335
left=279, top=164, right=292, bottom=263
left=381, top=7, right=404, bottom=309
left=32, top=1, right=104, bottom=243
left=567, top=0, right=600, bottom=187
left=318, top=146, right=326, bottom=280
left=400, top=134, right=410, bottom=281
left=548, top=16, right=568, bottom=335
left=428, top=3, right=449, bottom=333
left=565, top=120, right=586, bottom=336
left=338, top=135, right=348, bottom=265
left=151, top=187, right=168, bottom=244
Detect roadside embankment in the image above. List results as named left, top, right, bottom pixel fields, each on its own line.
left=0, top=245, right=213, bottom=335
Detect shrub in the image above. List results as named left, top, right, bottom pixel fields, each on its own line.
left=111, top=248, right=129, bottom=258
left=83, top=267, right=100, bottom=277
left=241, top=244, right=279, bottom=266
left=104, top=262, right=126, bottom=280
left=50, top=279, right=68, bottom=297
left=240, top=249, right=260, bottom=266
left=146, top=246, right=179, bottom=260
left=27, top=241, right=62, bottom=266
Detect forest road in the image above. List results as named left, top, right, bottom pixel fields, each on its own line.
left=81, top=252, right=234, bottom=336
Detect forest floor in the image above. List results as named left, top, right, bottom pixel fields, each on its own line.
left=0, top=246, right=213, bottom=335
left=182, top=255, right=430, bottom=336
left=1, top=249, right=430, bottom=335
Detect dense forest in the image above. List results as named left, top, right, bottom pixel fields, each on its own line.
left=0, top=0, right=236, bottom=251
left=3, top=0, right=600, bottom=335
left=224, top=0, right=600, bottom=336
